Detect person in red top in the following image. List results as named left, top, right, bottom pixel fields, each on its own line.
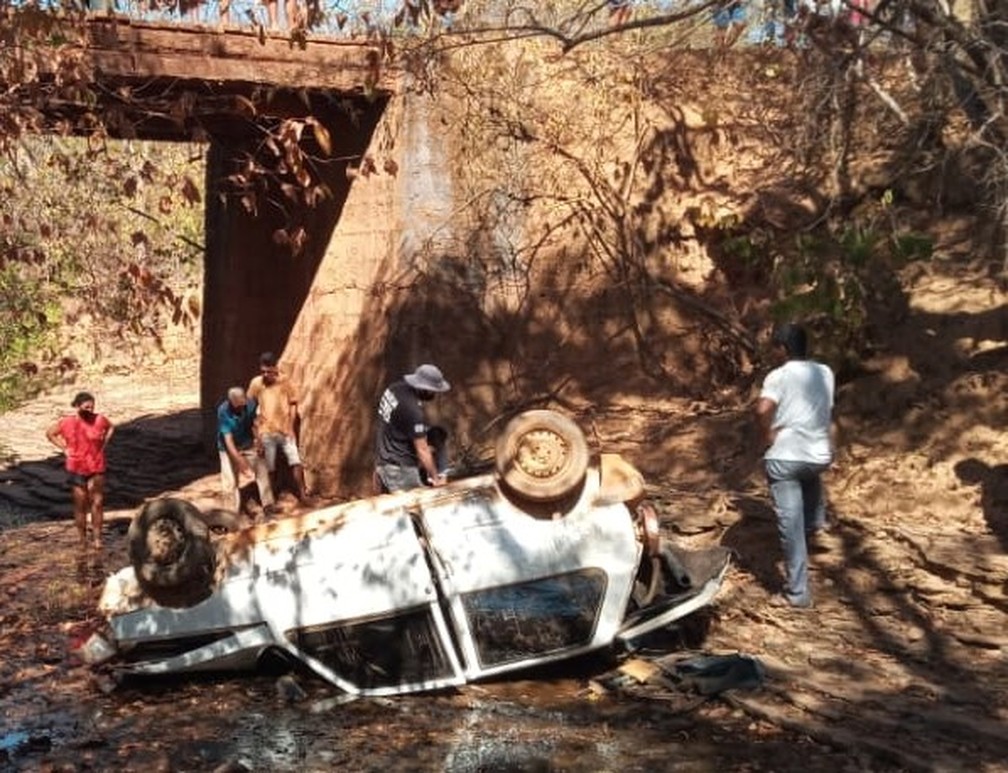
left=46, top=391, right=115, bottom=550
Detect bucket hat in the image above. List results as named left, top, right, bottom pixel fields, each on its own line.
left=404, top=364, right=451, bottom=393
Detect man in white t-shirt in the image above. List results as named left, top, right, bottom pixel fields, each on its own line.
left=755, top=323, right=835, bottom=608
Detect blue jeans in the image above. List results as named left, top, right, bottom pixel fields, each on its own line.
left=765, top=458, right=830, bottom=605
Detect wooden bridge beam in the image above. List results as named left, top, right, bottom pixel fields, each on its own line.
left=84, top=16, right=397, bottom=94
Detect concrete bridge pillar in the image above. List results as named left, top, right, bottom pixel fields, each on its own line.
left=199, top=99, right=388, bottom=460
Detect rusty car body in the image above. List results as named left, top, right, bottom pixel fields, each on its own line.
left=93, top=410, right=730, bottom=696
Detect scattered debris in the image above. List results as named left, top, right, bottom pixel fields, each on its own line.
left=656, top=652, right=765, bottom=696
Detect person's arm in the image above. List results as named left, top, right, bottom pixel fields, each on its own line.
left=413, top=436, right=446, bottom=487
left=223, top=432, right=255, bottom=483
left=247, top=383, right=264, bottom=449
left=286, top=382, right=299, bottom=438
left=45, top=420, right=65, bottom=450
left=754, top=397, right=778, bottom=451
left=101, top=418, right=115, bottom=449
left=247, top=398, right=264, bottom=455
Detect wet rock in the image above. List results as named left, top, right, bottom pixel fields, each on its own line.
left=275, top=674, right=307, bottom=703
left=90, top=672, right=119, bottom=695
left=25, top=734, right=52, bottom=753
left=73, top=735, right=108, bottom=750
left=309, top=693, right=358, bottom=713
left=75, top=633, right=117, bottom=665
left=34, top=642, right=62, bottom=664
left=211, top=759, right=251, bottom=773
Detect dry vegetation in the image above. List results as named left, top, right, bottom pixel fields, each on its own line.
left=1, top=1, right=1007, bottom=769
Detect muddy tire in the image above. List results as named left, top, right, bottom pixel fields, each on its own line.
left=495, top=410, right=590, bottom=503
left=127, top=498, right=216, bottom=608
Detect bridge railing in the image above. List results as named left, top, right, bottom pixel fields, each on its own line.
left=82, top=0, right=404, bottom=37
left=72, top=0, right=905, bottom=51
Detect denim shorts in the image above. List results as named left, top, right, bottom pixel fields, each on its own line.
left=261, top=433, right=302, bottom=471
left=713, top=5, right=747, bottom=27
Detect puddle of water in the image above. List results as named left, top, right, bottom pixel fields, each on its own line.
left=437, top=700, right=652, bottom=773
left=0, top=731, right=29, bottom=752
left=230, top=713, right=319, bottom=770
left=0, top=704, right=84, bottom=763
left=0, top=671, right=815, bottom=771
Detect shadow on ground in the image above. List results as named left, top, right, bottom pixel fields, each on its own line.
left=0, top=408, right=215, bottom=524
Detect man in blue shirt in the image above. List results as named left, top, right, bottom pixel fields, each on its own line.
left=217, top=386, right=276, bottom=516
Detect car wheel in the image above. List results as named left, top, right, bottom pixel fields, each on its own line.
left=127, top=498, right=216, bottom=608
left=495, top=410, right=590, bottom=502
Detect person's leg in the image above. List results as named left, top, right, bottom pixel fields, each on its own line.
left=88, top=473, right=106, bottom=549
left=70, top=478, right=89, bottom=545
left=263, top=0, right=278, bottom=29
left=243, top=449, right=275, bottom=508
left=766, top=459, right=812, bottom=606
left=262, top=433, right=280, bottom=497
left=219, top=450, right=240, bottom=511
left=727, top=20, right=746, bottom=47
left=278, top=436, right=309, bottom=501
left=291, top=464, right=308, bottom=500
left=713, top=20, right=726, bottom=48
left=800, top=466, right=828, bottom=534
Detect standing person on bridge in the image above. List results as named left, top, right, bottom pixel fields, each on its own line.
left=268, top=0, right=302, bottom=30
left=46, top=391, right=115, bottom=552
left=754, top=323, right=835, bottom=609
left=713, top=0, right=749, bottom=50
left=608, top=0, right=633, bottom=26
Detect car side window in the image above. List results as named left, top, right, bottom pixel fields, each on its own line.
left=461, top=569, right=606, bottom=667
left=284, top=606, right=455, bottom=690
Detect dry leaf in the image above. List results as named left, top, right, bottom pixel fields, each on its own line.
left=308, top=118, right=332, bottom=156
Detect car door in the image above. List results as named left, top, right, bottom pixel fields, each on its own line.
left=251, top=502, right=467, bottom=696
left=416, top=478, right=641, bottom=683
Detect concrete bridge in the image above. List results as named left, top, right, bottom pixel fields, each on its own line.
left=34, top=15, right=397, bottom=135
left=20, top=13, right=822, bottom=502
left=44, top=17, right=419, bottom=495
left=27, top=13, right=617, bottom=500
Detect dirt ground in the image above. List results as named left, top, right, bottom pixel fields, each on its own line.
left=1, top=246, right=1007, bottom=771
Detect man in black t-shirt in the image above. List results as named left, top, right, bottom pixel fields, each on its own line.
left=375, top=363, right=452, bottom=493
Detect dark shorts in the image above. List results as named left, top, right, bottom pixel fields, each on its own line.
left=375, top=464, right=424, bottom=493
left=68, top=472, right=99, bottom=488
left=713, top=4, right=747, bottom=27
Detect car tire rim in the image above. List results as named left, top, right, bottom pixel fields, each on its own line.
left=514, top=428, right=571, bottom=479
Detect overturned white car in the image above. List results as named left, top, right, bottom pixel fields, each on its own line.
left=94, top=410, right=730, bottom=696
